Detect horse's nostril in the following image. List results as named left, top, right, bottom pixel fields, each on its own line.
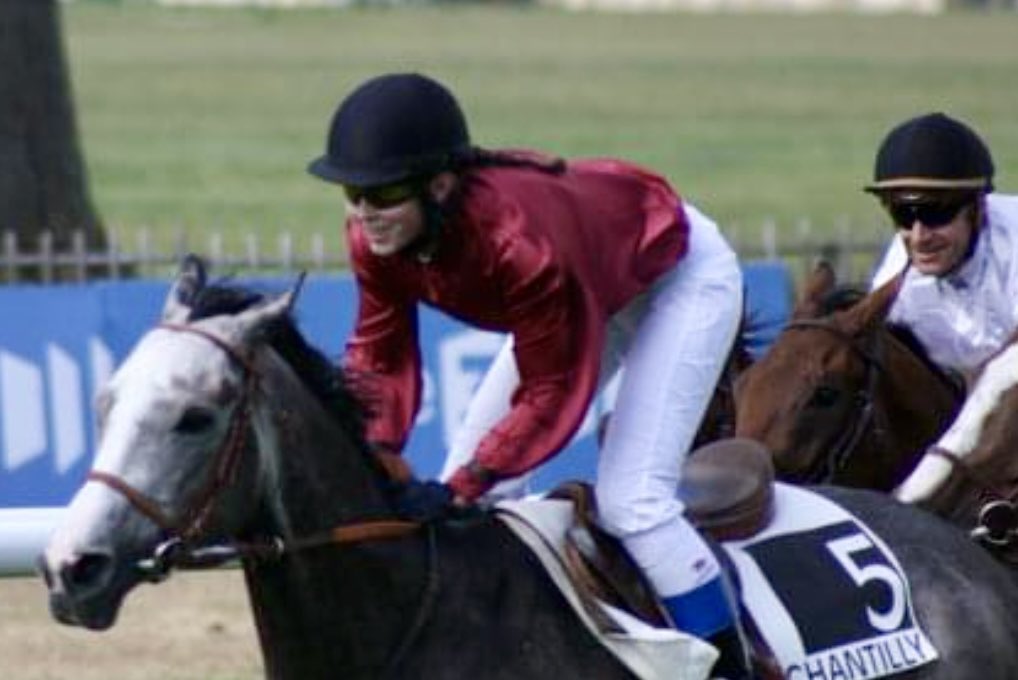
left=63, top=553, right=112, bottom=589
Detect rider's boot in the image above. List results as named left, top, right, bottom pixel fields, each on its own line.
left=662, top=576, right=753, bottom=679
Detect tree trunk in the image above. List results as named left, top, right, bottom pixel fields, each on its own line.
left=0, top=0, right=105, bottom=282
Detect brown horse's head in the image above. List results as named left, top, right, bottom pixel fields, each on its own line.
left=734, top=262, right=959, bottom=490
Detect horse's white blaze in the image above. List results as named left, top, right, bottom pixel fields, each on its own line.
left=96, top=330, right=231, bottom=473
left=896, top=343, right=1018, bottom=503
left=44, top=484, right=124, bottom=567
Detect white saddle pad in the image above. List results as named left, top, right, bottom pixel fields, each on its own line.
left=496, top=498, right=719, bottom=680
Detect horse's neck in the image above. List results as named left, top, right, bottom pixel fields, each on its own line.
left=860, top=332, right=960, bottom=486
left=242, top=350, right=429, bottom=677
left=251, top=349, right=390, bottom=535
left=879, top=333, right=960, bottom=428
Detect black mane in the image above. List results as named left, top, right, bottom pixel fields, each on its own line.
left=887, top=322, right=967, bottom=398
left=186, top=282, right=370, bottom=449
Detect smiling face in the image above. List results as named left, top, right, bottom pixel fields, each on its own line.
left=882, top=192, right=979, bottom=277
left=344, top=172, right=459, bottom=257
left=347, top=195, right=428, bottom=256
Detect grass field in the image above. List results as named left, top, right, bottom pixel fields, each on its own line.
left=61, top=2, right=1018, bottom=254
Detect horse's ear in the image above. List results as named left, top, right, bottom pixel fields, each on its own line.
left=839, top=271, right=902, bottom=336
left=791, top=260, right=837, bottom=320
left=234, top=272, right=307, bottom=339
left=162, top=254, right=208, bottom=322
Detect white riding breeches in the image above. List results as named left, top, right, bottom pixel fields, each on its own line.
left=440, top=204, right=743, bottom=597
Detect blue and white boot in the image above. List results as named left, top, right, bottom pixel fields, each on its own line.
left=662, top=576, right=752, bottom=679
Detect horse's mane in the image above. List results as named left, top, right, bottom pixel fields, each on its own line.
left=185, top=282, right=370, bottom=449
left=886, top=322, right=966, bottom=398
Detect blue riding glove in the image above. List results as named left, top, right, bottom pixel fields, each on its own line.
left=393, top=479, right=457, bottom=523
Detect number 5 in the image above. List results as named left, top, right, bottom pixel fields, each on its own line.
left=828, top=533, right=906, bottom=632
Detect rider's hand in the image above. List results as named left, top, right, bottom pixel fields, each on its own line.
left=393, top=479, right=458, bottom=522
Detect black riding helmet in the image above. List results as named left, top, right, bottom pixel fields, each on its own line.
left=307, top=73, right=471, bottom=188
left=864, top=112, right=994, bottom=196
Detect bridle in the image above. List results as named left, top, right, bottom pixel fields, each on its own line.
left=87, top=323, right=260, bottom=545
left=86, top=322, right=421, bottom=574
left=86, top=320, right=437, bottom=675
left=780, top=319, right=886, bottom=483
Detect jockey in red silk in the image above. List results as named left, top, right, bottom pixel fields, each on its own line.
left=308, top=72, right=746, bottom=675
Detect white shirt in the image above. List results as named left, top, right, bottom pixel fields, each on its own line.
left=870, top=193, right=1018, bottom=372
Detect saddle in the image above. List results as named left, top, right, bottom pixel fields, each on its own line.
left=547, top=438, right=778, bottom=677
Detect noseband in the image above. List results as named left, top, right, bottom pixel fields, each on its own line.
left=87, top=323, right=259, bottom=543
left=781, top=319, right=885, bottom=483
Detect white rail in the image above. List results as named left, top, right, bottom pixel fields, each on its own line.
left=0, top=508, right=66, bottom=577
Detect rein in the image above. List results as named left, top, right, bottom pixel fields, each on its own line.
left=781, top=319, right=886, bottom=482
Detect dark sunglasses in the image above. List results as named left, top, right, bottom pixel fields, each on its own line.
left=887, top=199, right=971, bottom=231
left=343, top=180, right=420, bottom=209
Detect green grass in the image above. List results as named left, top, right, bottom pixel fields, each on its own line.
left=61, top=3, right=1018, bottom=254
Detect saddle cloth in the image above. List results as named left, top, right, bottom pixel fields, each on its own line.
left=722, top=483, right=939, bottom=680
left=496, top=499, right=719, bottom=680
left=498, top=482, right=941, bottom=680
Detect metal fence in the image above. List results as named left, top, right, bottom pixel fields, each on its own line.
left=725, top=217, right=889, bottom=285
left=0, top=219, right=891, bottom=285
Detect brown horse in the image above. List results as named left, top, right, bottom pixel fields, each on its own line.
left=895, top=329, right=1018, bottom=560
left=733, top=262, right=964, bottom=491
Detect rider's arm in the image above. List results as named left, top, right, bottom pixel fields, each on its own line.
left=445, top=238, right=602, bottom=501
left=343, top=242, right=423, bottom=455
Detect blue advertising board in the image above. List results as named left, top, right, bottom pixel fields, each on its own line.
left=0, top=262, right=792, bottom=508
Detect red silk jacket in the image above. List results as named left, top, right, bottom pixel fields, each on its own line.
left=344, top=155, right=689, bottom=500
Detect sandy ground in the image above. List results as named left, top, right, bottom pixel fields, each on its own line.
left=0, top=571, right=262, bottom=680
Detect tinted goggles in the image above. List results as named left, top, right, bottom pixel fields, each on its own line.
left=343, top=180, right=421, bottom=209
left=887, top=199, right=971, bottom=231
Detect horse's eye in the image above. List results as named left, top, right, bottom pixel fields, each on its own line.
left=174, top=407, right=216, bottom=434
left=809, top=386, right=841, bottom=409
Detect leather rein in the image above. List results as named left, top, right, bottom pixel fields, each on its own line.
left=85, top=322, right=420, bottom=577
left=781, top=319, right=886, bottom=483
